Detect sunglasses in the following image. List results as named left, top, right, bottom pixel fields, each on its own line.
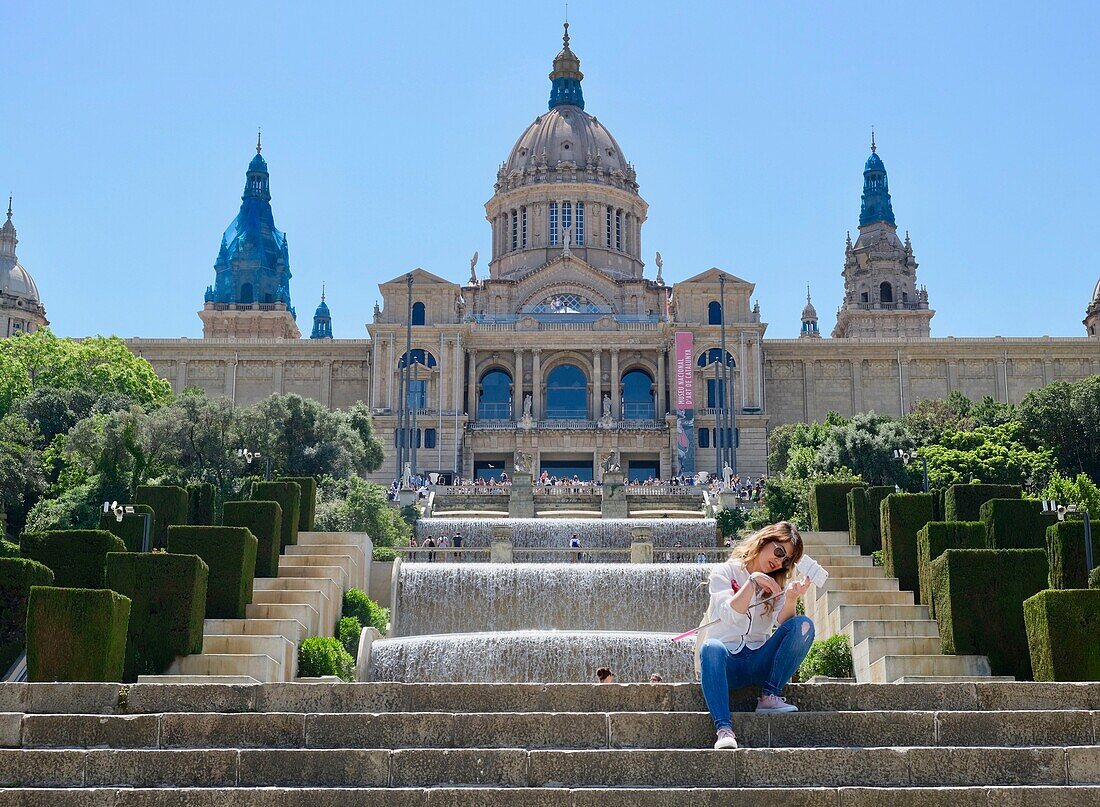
left=769, top=540, right=793, bottom=568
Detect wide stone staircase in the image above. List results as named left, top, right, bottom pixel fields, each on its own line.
left=0, top=680, right=1098, bottom=803
left=142, top=532, right=370, bottom=684
left=802, top=531, right=1001, bottom=683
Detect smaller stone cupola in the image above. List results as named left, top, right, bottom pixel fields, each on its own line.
left=0, top=196, right=49, bottom=336
left=1085, top=278, right=1100, bottom=337
left=800, top=284, right=820, bottom=338
left=311, top=284, right=333, bottom=340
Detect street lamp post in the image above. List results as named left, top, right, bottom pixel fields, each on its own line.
left=237, top=448, right=271, bottom=481
left=894, top=449, right=929, bottom=493
left=1043, top=500, right=1094, bottom=575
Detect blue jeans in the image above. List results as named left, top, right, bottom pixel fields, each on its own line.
left=699, top=615, right=815, bottom=731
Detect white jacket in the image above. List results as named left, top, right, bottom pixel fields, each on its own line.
left=693, top=558, right=787, bottom=674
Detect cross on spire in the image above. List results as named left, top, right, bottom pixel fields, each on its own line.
left=870, top=126, right=876, bottom=153
left=256, top=128, right=262, bottom=154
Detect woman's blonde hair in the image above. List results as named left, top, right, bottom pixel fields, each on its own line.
left=730, top=521, right=805, bottom=610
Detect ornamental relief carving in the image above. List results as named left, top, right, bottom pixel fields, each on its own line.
left=287, top=362, right=320, bottom=380
left=187, top=361, right=225, bottom=380
left=958, top=359, right=993, bottom=377
left=814, top=360, right=850, bottom=380
left=909, top=359, right=945, bottom=378
left=863, top=361, right=898, bottom=378
left=767, top=360, right=802, bottom=380
left=149, top=361, right=175, bottom=377
left=332, top=361, right=368, bottom=379
left=238, top=362, right=273, bottom=380
left=1008, top=358, right=1042, bottom=377
left=1055, top=358, right=1091, bottom=377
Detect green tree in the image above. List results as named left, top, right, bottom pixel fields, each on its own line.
left=1041, top=472, right=1100, bottom=516
left=315, top=476, right=410, bottom=547
left=919, top=421, right=1056, bottom=489
left=1019, top=376, right=1100, bottom=480
left=0, top=413, right=46, bottom=536
left=903, top=391, right=973, bottom=445
left=344, top=401, right=385, bottom=473
left=815, top=411, right=913, bottom=486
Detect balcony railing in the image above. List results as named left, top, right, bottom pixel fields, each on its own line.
left=468, top=418, right=667, bottom=431
left=624, top=485, right=705, bottom=496
left=478, top=402, right=513, bottom=420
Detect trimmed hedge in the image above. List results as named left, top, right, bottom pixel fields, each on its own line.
left=106, top=552, right=208, bottom=682
left=252, top=481, right=301, bottom=548
left=298, top=636, right=355, bottom=681
left=0, top=558, right=55, bottom=675
left=186, top=483, right=217, bottom=526
left=847, top=486, right=894, bottom=555
left=98, top=504, right=154, bottom=553
left=1046, top=520, right=1100, bottom=590
left=979, top=498, right=1056, bottom=550
left=223, top=500, right=282, bottom=578
left=916, top=521, right=987, bottom=618
left=21, top=530, right=127, bottom=588
left=343, top=588, right=389, bottom=634
left=810, top=482, right=865, bottom=532
left=880, top=493, right=935, bottom=601
left=167, top=526, right=257, bottom=619
left=930, top=548, right=1048, bottom=680
left=279, top=477, right=317, bottom=533
left=1024, top=589, right=1100, bottom=681
left=134, top=486, right=189, bottom=549
left=0, top=539, right=20, bottom=558
left=26, top=586, right=131, bottom=682
left=944, top=484, right=1021, bottom=522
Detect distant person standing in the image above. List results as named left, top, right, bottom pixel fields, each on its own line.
left=452, top=531, right=463, bottom=561
left=570, top=532, right=581, bottom=563
left=423, top=535, right=436, bottom=563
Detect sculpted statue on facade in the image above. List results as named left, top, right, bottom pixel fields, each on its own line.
left=513, top=450, right=534, bottom=474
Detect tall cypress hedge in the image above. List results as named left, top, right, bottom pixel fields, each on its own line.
left=105, top=552, right=208, bottom=681
left=134, top=485, right=189, bottom=549
left=1046, top=520, right=1100, bottom=590
left=880, top=493, right=934, bottom=600
left=944, top=484, right=1022, bottom=522
left=223, top=500, right=282, bottom=578
left=916, top=521, right=986, bottom=618
left=26, top=587, right=131, bottom=682
left=979, top=498, right=1057, bottom=550
left=847, top=485, right=894, bottom=555
left=1024, top=589, right=1100, bottom=681
left=931, top=548, right=1048, bottom=680
left=0, top=558, right=55, bottom=675
left=279, top=477, right=317, bottom=533
left=20, top=530, right=127, bottom=588
left=186, top=483, right=217, bottom=526
left=167, top=526, right=257, bottom=619
left=98, top=504, right=154, bottom=552
left=251, top=481, right=301, bottom=548
left=810, top=482, right=865, bottom=532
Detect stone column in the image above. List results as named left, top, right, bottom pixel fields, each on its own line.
left=370, top=336, right=380, bottom=409
left=899, top=356, right=911, bottom=416
left=513, top=348, right=523, bottom=419
left=453, top=337, right=462, bottom=414
left=274, top=360, right=285, bottom=394
left=1042, top=358, right=1053, bottom=386
left=947, top=360, right=958, bottom=393
left=995, top=356, right=1008, bottom=403
left=321, top=360, right=332, bottom=408
left=386, top=335, right=395, bottom=410
left=656, top=348, right=666, bottom=417
left=467, top=348, right=477, bottom=417
left=226, top=358, right=237, bottom=405
left=176, top=360, right=188, bottom=394
left=592, top=348, right=602, bottom=419
left=802, top=359, right=813, bottom=422
left=532, top=349, right=542, bottom=419
left=610, top=349, right=620, bottom=419
left=851, top=359, right=863, bottom=412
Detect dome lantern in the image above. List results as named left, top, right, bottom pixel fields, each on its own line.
left=549, top=22, right=584, bottom=110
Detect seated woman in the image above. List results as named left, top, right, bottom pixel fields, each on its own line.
left=696, top=521, right=816, bottom=750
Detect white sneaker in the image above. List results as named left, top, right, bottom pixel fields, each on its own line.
left=755, top=694, right=798, bottom=713
left=713, top=728, right=738, bottom=749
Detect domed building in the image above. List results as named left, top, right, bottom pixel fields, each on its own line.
left=1086, top=278, right=1100, bottom=336
left=0, top=198, right=48, bottom=336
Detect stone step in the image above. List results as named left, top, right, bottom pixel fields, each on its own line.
left=251, top=590, right=329, bottom=636
left=895, top=676, right=1017, bottom=683
left=133, top=675, right=261, bottom=685
left=196, top=635, right=296, bottom=681
left=0, top=746, right=1097, bottom=789
left=246, top=603, right=320, bottom=636
left=166, top=653, right=282, bottom=683
left=852, top=636, right=944, bottom=668
left=798, top=544, right=862, bottom=558
left=841, top=619, right=940, bottom=646
left=203, top=618, right=307, bottom=646
left=278, top=557, right=351, bottom=590
left=284, top=545, right=364, bottom=590
left=817, top=555, right=876, bottom=567
left=255, top=577, right=342, bottom=636
left=826, top=604, right=931, bottom=635
left=809, top=563, right=882, bottom=578
left=5, top=788, right=1100, bottom=807
left=800, top=531, right=852, bottom=546
left=10, top=710, right=1098, bottom=751
left=819, top=589, right=916, bottom=614
left=869, top=654, right=993, bottom=684
left=815, top=577, right=899, bottom=595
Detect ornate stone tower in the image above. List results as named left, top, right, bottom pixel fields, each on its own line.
left=0, top=197, right=48, bottom=336
left=1086, top=279, right=1100, bottom=337
left=485, top=22, right=648, bottom=281
left=800, top=285, right=820, bottom=338
left=833, top=134, right=933, bottom=339
left=310, top=285, right=333, bottom=340
left=199, top=134, right=300, bottom=339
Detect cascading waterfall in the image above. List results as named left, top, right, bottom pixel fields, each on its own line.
left=417, top=517, right=717, bottom=548
left=369, top=630, right=697, bottom=684
left=393, top=562, right=711, bottom=636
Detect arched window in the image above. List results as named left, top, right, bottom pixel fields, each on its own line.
left=708, top=301, right=723, bottom=325
left=411, top=301, right=426, bottom=325
left=398, top=349, right=437, bottom=368
left=880, top=282, right=894, bottom=304
left=562, top=202, right=572, bottom=242
left=696, top=349, right=736, bottom=368
left=479, top=369, right=512, bottom=420
left=605, top=206, right=612, bottom=247
left=549, top=202, right=559, bottom=246
left=621, top=369, right=655, bottom=420
left=545, top=364, right=588, bottom=419
left=575, top=202, right=585, bottom=245
left=511, top=210, right=518, bottom=251
left=615, top=209, right=622, bottom=251
left=521, top=206, right=528, bottom=248
left=240, top=283, right=254, bottom=304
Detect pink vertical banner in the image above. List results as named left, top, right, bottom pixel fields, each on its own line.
left=675, top=331, right=694, bottom=410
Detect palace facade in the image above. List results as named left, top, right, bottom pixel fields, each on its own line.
left=65, top=26, right=1100, bottom=482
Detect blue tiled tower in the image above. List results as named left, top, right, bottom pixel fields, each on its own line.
left=204, top=133, right=294, bottom=315
left=859, top=131, right=896, bottom=227
left=310, top=285, right=333, bottom=339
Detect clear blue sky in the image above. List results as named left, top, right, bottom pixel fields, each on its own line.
left=7, top=1, right=1099, bottom=339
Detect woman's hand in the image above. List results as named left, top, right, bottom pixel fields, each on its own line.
left=749, top=572, right=782, bottom=597
left=786, top=577, right=812, bottom=599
